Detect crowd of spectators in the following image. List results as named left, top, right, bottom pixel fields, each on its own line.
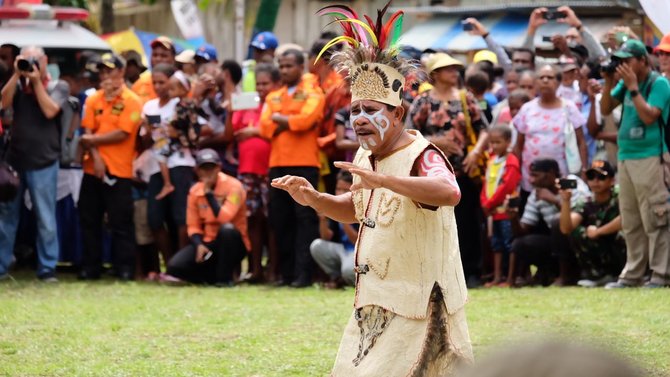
left=1, top=5, right=669, bottom=289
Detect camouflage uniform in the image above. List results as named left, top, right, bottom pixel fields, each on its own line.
left=570, top=186, right=626, bottom=279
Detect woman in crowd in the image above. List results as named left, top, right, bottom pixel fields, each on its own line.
left=513, top=65, right=588, bottom=202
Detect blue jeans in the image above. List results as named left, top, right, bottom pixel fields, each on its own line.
left=0, top=161, right=59, bottom=276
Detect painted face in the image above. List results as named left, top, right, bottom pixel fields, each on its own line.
left=350, top=100, right=393, bottom=151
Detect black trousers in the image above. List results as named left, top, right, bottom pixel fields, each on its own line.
left=269, top=166, right=320, bottom=283
left=166, top=224, right=247, bottom=284
left=454, top=175, right=482, bottom=280
left=79, top=174, right=136, bottom=274
left=511, top=220, right=573, bottom=284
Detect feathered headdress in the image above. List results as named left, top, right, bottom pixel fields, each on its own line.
left=316, top=1, right=422, bottom=107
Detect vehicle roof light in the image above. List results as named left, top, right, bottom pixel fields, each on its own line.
left=0, top=5, right=88, bottom=21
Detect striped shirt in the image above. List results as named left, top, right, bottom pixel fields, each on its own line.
left=521, top=175, right=590, bottom=228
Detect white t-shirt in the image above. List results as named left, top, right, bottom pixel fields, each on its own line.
left=141, top=98, right=198, bottom=169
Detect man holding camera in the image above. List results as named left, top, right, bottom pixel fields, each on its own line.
left=601, top=39, right=670, bottom=288
left=507, top=158, right=590, bottom=286
left=0, top=46, right=69, bottom=282
left=78, top=53, right=143, bottom=281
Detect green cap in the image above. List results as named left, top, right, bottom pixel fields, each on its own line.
left=612, top=39, right=648, bottom=59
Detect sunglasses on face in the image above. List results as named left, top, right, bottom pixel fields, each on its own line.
left=586, top=170, right=609, bottom=181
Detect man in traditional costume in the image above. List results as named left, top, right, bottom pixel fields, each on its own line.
left=270, top=3, right=474, bottom=375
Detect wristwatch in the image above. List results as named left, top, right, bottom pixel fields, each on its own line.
left=630, top=90, right=639, bottom=98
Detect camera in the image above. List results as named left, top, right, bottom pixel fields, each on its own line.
left=507, top=197, right=521, bottom=208
left=543, top=10, right=566, bottom=20
left=559, top=178, right=577, bottom=190
left=17, top=57, right=39, bottom=72
left=461, top=20, right=474, bottom=31
left=600, top=57, right=621, bottom=74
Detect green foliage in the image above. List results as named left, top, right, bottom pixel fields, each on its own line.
left=43, top=0, right=89, bottom=10
left=0, top=275, right=668, bottom=376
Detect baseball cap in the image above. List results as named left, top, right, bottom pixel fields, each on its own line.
left=120, top=50, right=146, bottom=70
left=175, top=49, right=196, bottom=64
left=195, top=45, right=218, bottom=62
left=586, top=160, right=615, bottom=177
left=558, top=55, right=578, bottom=72
left=150, top=36, right=176, bottom=54
left=97, top=53, right=125, bottom=70
left=612, top=39, right=647, bottom=59
left=250, top=31, right=279, bottom=51
left=654, top=33, right=670, bottom=54
left=195, top=148, right=221, bottom=167
left=473, top=50, right=498, bottom=65
left=426, top=52, right=464, bottom=73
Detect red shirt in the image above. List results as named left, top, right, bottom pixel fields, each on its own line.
left=232, top=105, right=271, bottom=176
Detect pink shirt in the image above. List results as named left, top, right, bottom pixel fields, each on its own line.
left=232, top=105, right=271, bottom=176
left=513, top=98, right=585, bottom=192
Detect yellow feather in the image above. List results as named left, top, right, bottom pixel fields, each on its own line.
left=336, top=19, right=379, bottom=47
left=315, top=36, right=359, bottom=63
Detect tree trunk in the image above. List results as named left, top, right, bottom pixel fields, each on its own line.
left=100, top=0, right=114, bottom=34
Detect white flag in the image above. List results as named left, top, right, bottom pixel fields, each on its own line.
left=640, top=0, right=670, bottom=34
left=170, top=0, right=204, bottom=40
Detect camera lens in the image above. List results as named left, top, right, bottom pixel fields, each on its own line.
left=17, top=59, right=33, bottom=72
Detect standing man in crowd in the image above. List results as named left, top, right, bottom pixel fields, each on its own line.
left=132, top=36, right=176, bottom=104
left=78, top=53, right=143, bottom=281
left=601, top=39, right=670, bottom=288
left=0, top=46, right=69, bottom=282
left=260, top=49, right=325, bottom=288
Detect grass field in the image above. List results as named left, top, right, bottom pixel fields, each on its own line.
left=1, top=274, right=669, bottom=377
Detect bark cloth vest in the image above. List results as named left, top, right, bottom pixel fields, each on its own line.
left=351, top=130, right=468, bottom=319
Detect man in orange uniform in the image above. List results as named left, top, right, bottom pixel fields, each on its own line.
left=260, top=49, right=326, bottom=287
left=166, top=149, right=249, bottom=286
left=78, top=53, right=143, bottom=280
left=131, top=36, right=176, bottom=103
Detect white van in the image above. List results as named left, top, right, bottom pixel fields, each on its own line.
left=0, top=4, right=110, bottom=76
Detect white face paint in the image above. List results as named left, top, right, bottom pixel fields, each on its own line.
left=351, top=107, right=392, bottom=142
left=360, top=139, right=370, bottom=150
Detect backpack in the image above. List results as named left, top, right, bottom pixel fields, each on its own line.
left=48, top=81, right=81, bottom=166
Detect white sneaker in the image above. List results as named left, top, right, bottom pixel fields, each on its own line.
left=577, top=279, right=598, bottom=288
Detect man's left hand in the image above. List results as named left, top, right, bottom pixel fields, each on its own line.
left=536, top=188, right=558, bottom=204
left=616, top=63, right=638, bottom=91
left=586, top=225, right=600, bottom=239
left=335, top=161, right=384, bottom=191
left=25, top=64, right=41, bottom=82
left=557, top=6, right=581, bottom=28
left=80, top=134, right=96, bottom=148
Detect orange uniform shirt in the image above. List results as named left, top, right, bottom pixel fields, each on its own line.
left=81, top=86, right=143, bottom=179
left=131, top=71, right=156, bottom=104
left=259, top=79, right=325, bottom=168
left=186, top=172, right=251, bottom=250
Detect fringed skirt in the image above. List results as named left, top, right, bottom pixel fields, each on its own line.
left=330, top=287, right=473, bottom=377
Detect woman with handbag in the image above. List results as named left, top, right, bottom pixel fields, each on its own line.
left=513, top=65, right=588, bottom=204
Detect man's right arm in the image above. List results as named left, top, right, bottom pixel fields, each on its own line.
left=600, top=77, right=622, bottom=116
left=1, top=73, right=20, bottom=110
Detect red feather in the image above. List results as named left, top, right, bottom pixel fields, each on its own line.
left=380, top=11, right=403, bottom=49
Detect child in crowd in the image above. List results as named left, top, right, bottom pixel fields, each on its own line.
left=506, top=89, right=532, bottom=149
left=481, top=125, right=521, bottom=287
left=153, top=70, right=203, bottom=200
left=465, top=69, right=494, bottom=123
left=310, top=171, right=358, bottom=289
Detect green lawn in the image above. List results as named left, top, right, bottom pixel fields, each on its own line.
left=0, top=275, right=668, bottom=377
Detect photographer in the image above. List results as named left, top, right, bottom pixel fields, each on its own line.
left=0, top=46, right=69, bottom=282
left=559, top=160, right=624, bottom=287
left=506, top=158, right=590, bottom=286
left=522, top=6, right=606, bottom=60
left=600, top=39, right=670, bottom=289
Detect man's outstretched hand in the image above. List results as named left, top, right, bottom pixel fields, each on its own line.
left=334, top=161, right=384, bottom=191
left=271, top=175, right=321, bottom=207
